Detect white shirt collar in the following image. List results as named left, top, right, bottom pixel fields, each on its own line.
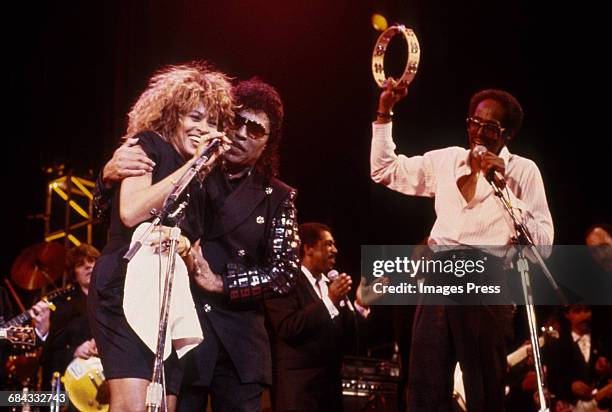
left=301, top=265, right=330, bottom=285
left=572, top=331, right=591, bottom=343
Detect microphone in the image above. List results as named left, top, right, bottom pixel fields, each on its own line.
left=327, top=270, right=354, bottom=312
left=197, top=138, right=221, bottom=161
left=471, top=144, right=506, bottom=187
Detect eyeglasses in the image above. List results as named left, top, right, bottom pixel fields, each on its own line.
left=466, top=117, right=505, bottom=139
left=234, top=114, right=269, bottom=140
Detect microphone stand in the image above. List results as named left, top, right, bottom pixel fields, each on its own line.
left=146, top=222, right=182, bottom=412
left=487, top=177, right=566, bottom=412
left=118, top=138, right=221, bottom=411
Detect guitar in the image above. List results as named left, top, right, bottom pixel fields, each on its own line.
left=0, top=284, right=76, bottom=328
left=0, top=326, right=36, bottom=347
left=63, top=356, right=109, bottom=412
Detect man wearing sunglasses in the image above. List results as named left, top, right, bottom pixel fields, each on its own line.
left=370, top=81, right=554, bottom=411
left=93, top=78, right=300, bottom=411
left=176, top=79, right=301, bottom=412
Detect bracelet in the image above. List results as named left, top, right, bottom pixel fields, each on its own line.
left=179, top=237, right=192, bottom=258
left=376, top=110, right=393, bottom=119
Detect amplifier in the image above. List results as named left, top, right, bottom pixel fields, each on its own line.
left=342, top=355, right=400, bottom=379
left=341, top=356, right=400, bottom=412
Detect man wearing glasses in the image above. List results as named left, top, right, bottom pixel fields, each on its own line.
left=94, top=78, right=300, bottom=411
left=370, top=82, right=554, bottom=411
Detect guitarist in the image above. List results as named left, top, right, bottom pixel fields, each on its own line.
left=547, top=305, right=612, bottom=412
left=0, top=285, right=51, bottom=387
left=41, top=244, right=100, bottom=390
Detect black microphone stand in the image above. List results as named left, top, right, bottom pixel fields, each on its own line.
left=487, top=176, right=566, bottom=412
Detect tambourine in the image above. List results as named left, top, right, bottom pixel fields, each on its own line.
left=372, top=25, right=421, bottom=88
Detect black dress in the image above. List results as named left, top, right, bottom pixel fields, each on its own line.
left=88, top=131, right=203, bottom=394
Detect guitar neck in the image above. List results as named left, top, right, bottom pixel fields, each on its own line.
left=4, top=312, right=32, bottom=328
left=0, top=285, right=75, bottom=329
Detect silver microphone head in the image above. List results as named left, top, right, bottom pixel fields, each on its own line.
left=327, top=269, right=339, bottom=280
left=472, top=144, right=487, bottom=158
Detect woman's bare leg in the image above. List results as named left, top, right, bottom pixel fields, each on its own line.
left=108, top=378, right=176, bottom=412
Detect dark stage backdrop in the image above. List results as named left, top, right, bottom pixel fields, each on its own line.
left=3, top=0, right=609, bottom=304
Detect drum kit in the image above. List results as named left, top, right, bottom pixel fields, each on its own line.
left=3, top=242, right=108, bottom=411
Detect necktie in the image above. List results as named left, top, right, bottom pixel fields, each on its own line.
left=576, top=335, right=590, bottom=363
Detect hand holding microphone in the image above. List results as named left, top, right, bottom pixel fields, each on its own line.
left=193, top=131, right=232, bottom=159
left=471, top=144, right=506, bottom=189
left=327, top=270, right=354, bottom=311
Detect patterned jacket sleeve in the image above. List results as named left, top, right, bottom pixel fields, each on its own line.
left=92, top=171, right=114, bottom=221
left=225, top=190, right=300, bottom=301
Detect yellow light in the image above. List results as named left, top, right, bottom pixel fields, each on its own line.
left=53, top=186, right=89, bottom=218
left=71, top=177, right=93, bottom=200
left=67, top=234, right=81, bottom=246
left=45, top=232, right=66, bottom=242
left=68, top=200, right=89, bottom=219
left=53, top=186, right=69, bottom=201
left=371, top=13, right=388, bottom=32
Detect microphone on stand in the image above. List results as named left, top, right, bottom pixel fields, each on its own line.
left=327, top=270, right=355, bottom=312
left=472, top=144, right=506, bottom=188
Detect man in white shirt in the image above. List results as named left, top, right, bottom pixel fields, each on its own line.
left=265, top=222, right=354, bottom=412
left=370, top=81, right=554, bottom=411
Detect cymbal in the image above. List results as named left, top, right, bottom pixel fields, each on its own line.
left=11, top=242, right=66, bottom=290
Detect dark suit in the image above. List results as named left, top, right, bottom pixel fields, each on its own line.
left=179, top=169, right=300, bottom=412
left=547, top=329, right=611, bottom=407
left=41, top=288, right=91, bottom=389
left=265, top=269, right=352, bottom=412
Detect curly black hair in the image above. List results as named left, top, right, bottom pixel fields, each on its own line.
left=233, top=78, right=284, bottom=178
left=468, top=89, right=524, bottom=138
left=298, top=222, right=332, bottom=258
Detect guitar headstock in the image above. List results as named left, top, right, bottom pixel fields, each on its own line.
left=40, top=284, right=77, bottom=311
left=0, top=326, right=36, bottom=347
left=42, top=283, right=76, bottom=304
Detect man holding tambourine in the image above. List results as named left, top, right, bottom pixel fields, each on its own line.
left=369, top=25, right=554, bottom=411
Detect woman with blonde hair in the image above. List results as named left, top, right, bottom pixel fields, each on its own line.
left=88, top=61, right=233, bottom=412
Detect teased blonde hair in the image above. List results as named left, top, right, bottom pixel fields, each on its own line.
left=126, top=61, right=234, bottom=142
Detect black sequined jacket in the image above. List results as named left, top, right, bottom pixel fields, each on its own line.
left=187, top=167, right=299, bottom=386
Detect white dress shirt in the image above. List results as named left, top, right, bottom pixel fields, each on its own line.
left=371, top=122, right=554, bottom=247
left=572, top=331, right=592, bottom=363
left=301, top=266, right=340, bottom=319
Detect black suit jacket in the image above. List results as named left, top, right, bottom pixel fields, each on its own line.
left=184, top=169, right=298, bottom=387
left=41, top=288, right=91, bottom=389
left=547, top=330, right=611, bottom=405
left=265, top=269, right=352, bottom=411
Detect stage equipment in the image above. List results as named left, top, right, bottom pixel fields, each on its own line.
left=486, top=167, right=566, bottom=412
left=10, top=242, right=65, bottom=290
left=45, top=173, right=96, bottom=247
left=342, top=356, right=400, bottom=412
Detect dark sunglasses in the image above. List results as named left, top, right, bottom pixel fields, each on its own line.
left=235, top=114, right=269, bottom=140
left=466, top=117, right=505, bottom=139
